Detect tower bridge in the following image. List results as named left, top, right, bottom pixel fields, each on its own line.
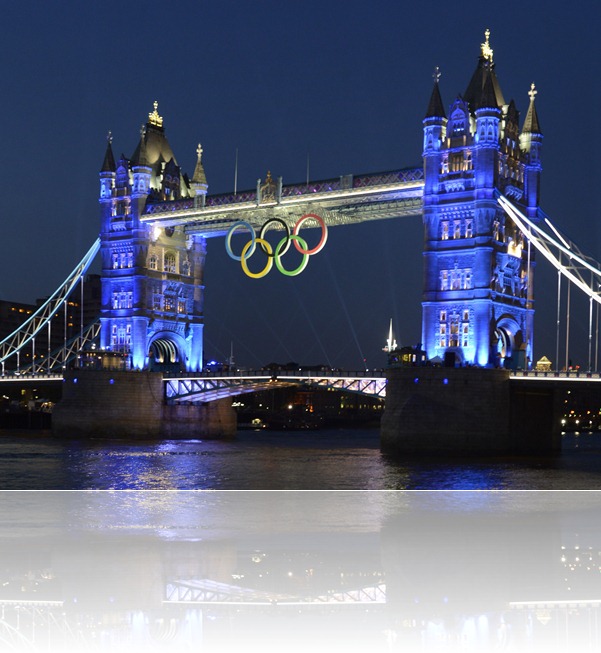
left=2, top=31, right=601, bottom=451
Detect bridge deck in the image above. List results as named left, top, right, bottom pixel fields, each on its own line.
left=140, top=168, right=424, bottom=235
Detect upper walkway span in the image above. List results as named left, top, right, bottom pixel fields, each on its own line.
left=140, top=168, right=424, bottom=236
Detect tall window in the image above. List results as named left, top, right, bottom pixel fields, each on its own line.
left=453, top=221, right=461, bottom=239
left=465, top=220, right=473, bottom=238
left=441, top=222, right=449, bottom=240
left=440, top=271, right=449, bottom=291
left=149, top=254, right=158, bottom=270
left=164, top=252, right=176, bottom=273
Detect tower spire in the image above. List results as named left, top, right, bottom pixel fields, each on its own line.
left=522, top=82, right=542, bottom=134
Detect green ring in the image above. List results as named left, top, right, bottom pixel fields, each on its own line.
left=274, top=235, right=309, bottom=276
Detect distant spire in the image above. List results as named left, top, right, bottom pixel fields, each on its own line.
left=383, top=319, right=398, bottom=353
left=424, top=66, right=446, bottom=119
left=100, top=130, right=116, bottom=173
left=522, top=82, right=542, bottom=134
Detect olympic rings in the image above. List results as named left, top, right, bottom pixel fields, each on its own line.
left=225, top=213, right=328, bottom=278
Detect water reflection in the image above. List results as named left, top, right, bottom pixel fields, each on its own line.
left=0, top=491, right=600, bottom=651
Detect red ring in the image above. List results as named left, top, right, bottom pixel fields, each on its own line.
left=292, top=213, right=328, bottom=255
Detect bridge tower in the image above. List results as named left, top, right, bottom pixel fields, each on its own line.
left=421, top=30, right=542, bottom=368
left=98, top=103, right=207, bottom=371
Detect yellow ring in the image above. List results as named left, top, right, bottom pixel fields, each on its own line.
left=240, top=238, right=273, bottom=278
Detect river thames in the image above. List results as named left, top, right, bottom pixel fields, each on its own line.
left=2, top=427, right=601, bottom=489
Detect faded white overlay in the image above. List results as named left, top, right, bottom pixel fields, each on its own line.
left=0, top=490, right=599, bottom=652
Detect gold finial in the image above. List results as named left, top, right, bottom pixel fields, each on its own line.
left=528, top=82, right=537, bottom=102
left=481, top=28, right=493, bottom=62
left=107, top=130, right=113, bottom=145
left=433, top=66, right=441, bottom=83
left=196, top=143, right=203, bottom=162
left=148, top=100, right=163, bottom=127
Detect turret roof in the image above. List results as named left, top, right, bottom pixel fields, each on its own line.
left=424, top=68, right=446, bottom=119
left=522, top=83, right=542, bottom=134
left=100, top=133, right=116, bottom=173
left=191, top=143, right=207, bottom=185
left=464, top=30, right=505, bottom=111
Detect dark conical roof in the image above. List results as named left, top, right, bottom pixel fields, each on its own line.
left=131, top=126, right=148, bottom=167
left=475, top=68, right=500, bottom=110
left=100, top=135, right=116, bottom=173
left=425, top=74, right=446, bottom=119
left=464, top=57, right=505, bottom=110
left=522, top=83, right=542, bottom=134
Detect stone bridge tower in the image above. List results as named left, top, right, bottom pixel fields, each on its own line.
left=421, top=30, right=542, bottom=368
left=98, top=103, right=208, bottom=371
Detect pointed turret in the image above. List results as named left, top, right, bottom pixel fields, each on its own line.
left=100, top=131, right=116, bottom=173
left=522, top=83, right=542, bottom=135
left=99, top=131, right=116, bottom=201
left=131, top=125, right=151, bottom=199
left=520, top=83, right=543, bottom=215
left=191, top=143, right=208, bottom=206
left=424, top=67, right=446, bottom=119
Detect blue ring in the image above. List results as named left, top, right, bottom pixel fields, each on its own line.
left=225, top=221, right=256, bottom=261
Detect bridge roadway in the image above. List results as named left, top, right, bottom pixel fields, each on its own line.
left=2, top=369, right=601, bottom=401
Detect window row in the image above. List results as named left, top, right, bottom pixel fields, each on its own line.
left=111, top=323, right=132, bottom=348
left=440, top=268, right=473, bottom=291
left=148, top=253, right=191, bottom=275
left=441, top=219, right=473, bottom=240
left=112, top=251, right=134, bottom=269
left=438, top=310, right=470, bottom=348
left=153, top=294, right=188, bottom=314
left=111, top=291, right=133, bottom=310
left=441, top=151, right=473, bottom=174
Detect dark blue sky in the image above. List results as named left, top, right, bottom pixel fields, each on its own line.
left=1, top=1, right=599, bottom=369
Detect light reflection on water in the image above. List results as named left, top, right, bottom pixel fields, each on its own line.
left=1, top=428, right=601, bottom=489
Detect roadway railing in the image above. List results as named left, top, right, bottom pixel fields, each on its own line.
left=510, top=370, right=601, bottom=381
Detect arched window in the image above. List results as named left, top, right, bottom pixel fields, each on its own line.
left=148, top=254, right=158, bottom=270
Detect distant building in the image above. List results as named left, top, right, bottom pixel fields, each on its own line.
left=421, top=30, right=542, bottom=369
left=0, top=275, right=100, bottom=372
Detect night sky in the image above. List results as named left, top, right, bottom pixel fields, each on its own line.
left=1, top=1, right=599, bottom=370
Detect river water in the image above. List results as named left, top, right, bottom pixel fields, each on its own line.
left=2, top=427, right=601, bottom=489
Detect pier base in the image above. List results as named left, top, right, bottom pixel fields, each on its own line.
left=52, top=370, right=236, bottom=439
left=381, top=367, right=561, bottom=456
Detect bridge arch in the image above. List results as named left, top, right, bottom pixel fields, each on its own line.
left=493, top=315, right=524, bottom=368
left=148, top=330, right=187, bottom=371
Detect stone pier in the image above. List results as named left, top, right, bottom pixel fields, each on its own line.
left=381, top=367, right=561, bottom=456
left=52, top=369, right=236, bottom=439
